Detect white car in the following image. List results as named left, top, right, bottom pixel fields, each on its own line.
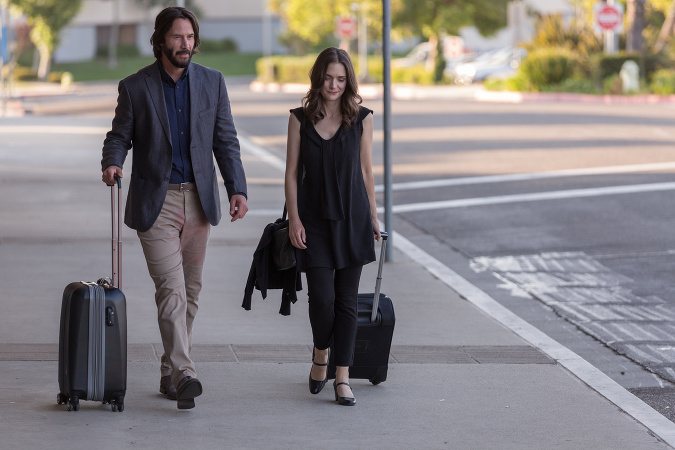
left=451, top=47, right=526, bottom=85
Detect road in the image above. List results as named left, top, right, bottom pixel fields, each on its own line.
left=226, top=87, right=675, bottom=420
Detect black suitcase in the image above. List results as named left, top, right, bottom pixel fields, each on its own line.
left=57, top=178, right=127, bottom=412
left=328, top=232, right=395, bottom=385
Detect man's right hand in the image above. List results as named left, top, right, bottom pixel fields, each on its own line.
left=102, top=166, right=123, bottom=186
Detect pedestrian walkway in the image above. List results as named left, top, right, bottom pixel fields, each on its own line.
left=1, top=94, right=675, bottom=449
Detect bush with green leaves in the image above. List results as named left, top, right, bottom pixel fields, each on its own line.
left=199, top=38, right=238, bottom=53
left=519, top=47, right=580, bottom=90
left=256, top=56, right=440, bottom=85
left=541, top=77, right=599, bottom=94
left=650, top=69, right=675, bottom=95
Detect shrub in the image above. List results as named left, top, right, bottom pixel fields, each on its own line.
left=199, top=38, right=238, bottom=53
left=96, top=44, right=140, bottom=58
left=47, top=71, right=73, bottom=86
left=12, top=66, right=37, bottom=81
left=256, top=56, right=439, bottom=85
left=483, top=72, right=533, bottom=92
left=541, top=77, right=599, bottom=94
left=589, top=52, right=664, bottom=83
left=256, top=55, right=315, bottom=83
left=650, top=69, right=675, bottom=94
left=519, top=47, right=580, bottom=90
left=602, top=74, right=623, bottom=95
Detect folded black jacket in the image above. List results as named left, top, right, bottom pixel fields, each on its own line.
left=243, top=218, right=302, bottom=315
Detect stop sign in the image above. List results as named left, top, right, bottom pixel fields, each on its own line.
left=335, top=15, right=357, bottom=40
left=595, top=3, right=623, bottom=31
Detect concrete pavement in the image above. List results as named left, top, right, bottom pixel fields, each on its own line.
left=1, top=84, right=675, bottom=448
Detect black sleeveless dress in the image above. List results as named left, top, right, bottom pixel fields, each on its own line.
left=291, top=106, right=376, bottom=271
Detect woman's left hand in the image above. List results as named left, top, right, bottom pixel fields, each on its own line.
left=372, top=217, right=381, bottom=242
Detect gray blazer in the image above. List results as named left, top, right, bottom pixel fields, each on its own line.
left=101, top=61, right=247, bottom=232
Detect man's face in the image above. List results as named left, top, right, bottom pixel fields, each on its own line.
left=162, top=18, right=195, bottom=69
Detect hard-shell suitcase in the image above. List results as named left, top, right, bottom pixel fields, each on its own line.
left=328, top=232, right=395, bottom=384
left=57, top=178, right=127, bottom=412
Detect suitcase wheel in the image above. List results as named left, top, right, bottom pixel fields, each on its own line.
left=110, top=396, right=124, bottom=412
left=57, top=393, right=68, bottom=405
left=67, top=396, right=80, bottom=412
left=370, top=380, right=381, bottom=385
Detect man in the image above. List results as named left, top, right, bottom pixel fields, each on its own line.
left=101, top=6, right=248, bottom=410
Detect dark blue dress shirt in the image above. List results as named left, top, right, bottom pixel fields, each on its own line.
left=159, top=61, right=194, bottom=183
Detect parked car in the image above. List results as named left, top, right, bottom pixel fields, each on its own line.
left=392, top=42, right=431, bottom=68
left=393, top=36, right=467, bottom=69
left=450, top=47, right=527, bottom=85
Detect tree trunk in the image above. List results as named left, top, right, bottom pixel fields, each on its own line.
left=36, top=43, right=51, bottom=81
left=655, top=0, right=675, bottom=53
left=426, top=34, right=438, bottom=72
left=626, top=0, right=645, bottom=53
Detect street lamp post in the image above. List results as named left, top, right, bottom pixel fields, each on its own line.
left=0, top=2, right=6, bottom=117
left=382, top=0, right=393, bottom=261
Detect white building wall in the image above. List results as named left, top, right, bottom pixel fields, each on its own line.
left=53, top=26, right=97, bottom=63
left=56, top=0, right=284, bottom=61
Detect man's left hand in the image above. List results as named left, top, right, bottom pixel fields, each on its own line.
left=229, top=194, right=248, bottom=222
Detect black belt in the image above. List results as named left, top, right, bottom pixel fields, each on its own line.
left=168, top=182, right=196, bottom=192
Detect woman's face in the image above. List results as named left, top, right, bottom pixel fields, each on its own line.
left=321, top=62, right=347, bottom=102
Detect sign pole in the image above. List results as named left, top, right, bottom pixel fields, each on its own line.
left=605, top=0, right=616, bottom=54
left=0, top=3, right=6, bottom=117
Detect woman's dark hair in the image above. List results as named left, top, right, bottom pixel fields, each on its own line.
left=150, top=7, right=200, bottom=60
left=302, top=47, right=362, bottom=129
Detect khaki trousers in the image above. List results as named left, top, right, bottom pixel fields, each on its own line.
left=137, top=188, right=210, bottom=387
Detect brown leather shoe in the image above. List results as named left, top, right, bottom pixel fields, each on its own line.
left=176, top=376, right=202, bottom=410
left=159, top=375, right=177, bottom=400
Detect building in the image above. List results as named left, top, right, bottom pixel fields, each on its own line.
left=54, top=0, right=285, bottom=63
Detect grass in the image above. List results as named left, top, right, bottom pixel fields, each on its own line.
left=49, top=51, right=262, bottom=82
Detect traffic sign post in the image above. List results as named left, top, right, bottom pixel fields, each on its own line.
left=594, top=1, right=623, bottom=54
left=335, top=15, right=357, bottom=51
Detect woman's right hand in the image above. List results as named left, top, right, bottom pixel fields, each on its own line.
left=289, top=218, right=307, bottom=249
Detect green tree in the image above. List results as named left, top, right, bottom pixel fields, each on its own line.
left=9, top=0, right=83, bottom=80
left=268, top=0, right=382, bottom=54
left=393, top=0, right=509, bottom=81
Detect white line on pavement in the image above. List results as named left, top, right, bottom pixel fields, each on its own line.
left=375, top=162, right=675, bottom=193
left=241, top=133, right=675, bottom=447
left=384, top=182, right=675, bottom=214
left=392, top=232, right=675, bottom=447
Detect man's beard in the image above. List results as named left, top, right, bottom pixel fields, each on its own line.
left=164, top=46, right=192, bottom=69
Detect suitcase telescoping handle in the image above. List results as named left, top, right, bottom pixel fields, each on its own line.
left=370, top=231, right=388, bottom=323
left=110, top=176, right=122, bottom=289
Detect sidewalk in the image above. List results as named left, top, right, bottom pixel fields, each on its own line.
left=1, top=117, right=674, bottom=449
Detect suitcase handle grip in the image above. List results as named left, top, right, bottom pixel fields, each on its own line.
left=110, top=176, right=122, bottom=289
left=370, top=232, right=388, bottom=323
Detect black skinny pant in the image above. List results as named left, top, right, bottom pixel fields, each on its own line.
left=306, top=265, right=363, bottom=367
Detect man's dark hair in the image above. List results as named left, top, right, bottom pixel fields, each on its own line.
left=150, top=7, right=200, bottom=60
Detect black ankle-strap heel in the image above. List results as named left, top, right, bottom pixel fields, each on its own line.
left=309, top=348, right=328, bottom=395
left=333, top=381, right=356, bottom=406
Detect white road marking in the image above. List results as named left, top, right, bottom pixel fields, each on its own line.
left=243, top=133, right=675, bottom=447
left=384, top=182, right=675, bottom=214
left=374, top=162, right=675, bottom=193
left=393, top=233, right=675, bottom=447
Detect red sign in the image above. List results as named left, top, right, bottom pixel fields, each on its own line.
left=596, top=4, right=622, bottom=31
left=335, top=15, right=357, bottom=40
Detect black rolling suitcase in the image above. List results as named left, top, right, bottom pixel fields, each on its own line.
left=328, top=232, right=395, bottom=384
left=57, top=178, right=127, bottom=412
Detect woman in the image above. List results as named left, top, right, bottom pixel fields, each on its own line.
left=285, top=47, right=381, bottom=406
